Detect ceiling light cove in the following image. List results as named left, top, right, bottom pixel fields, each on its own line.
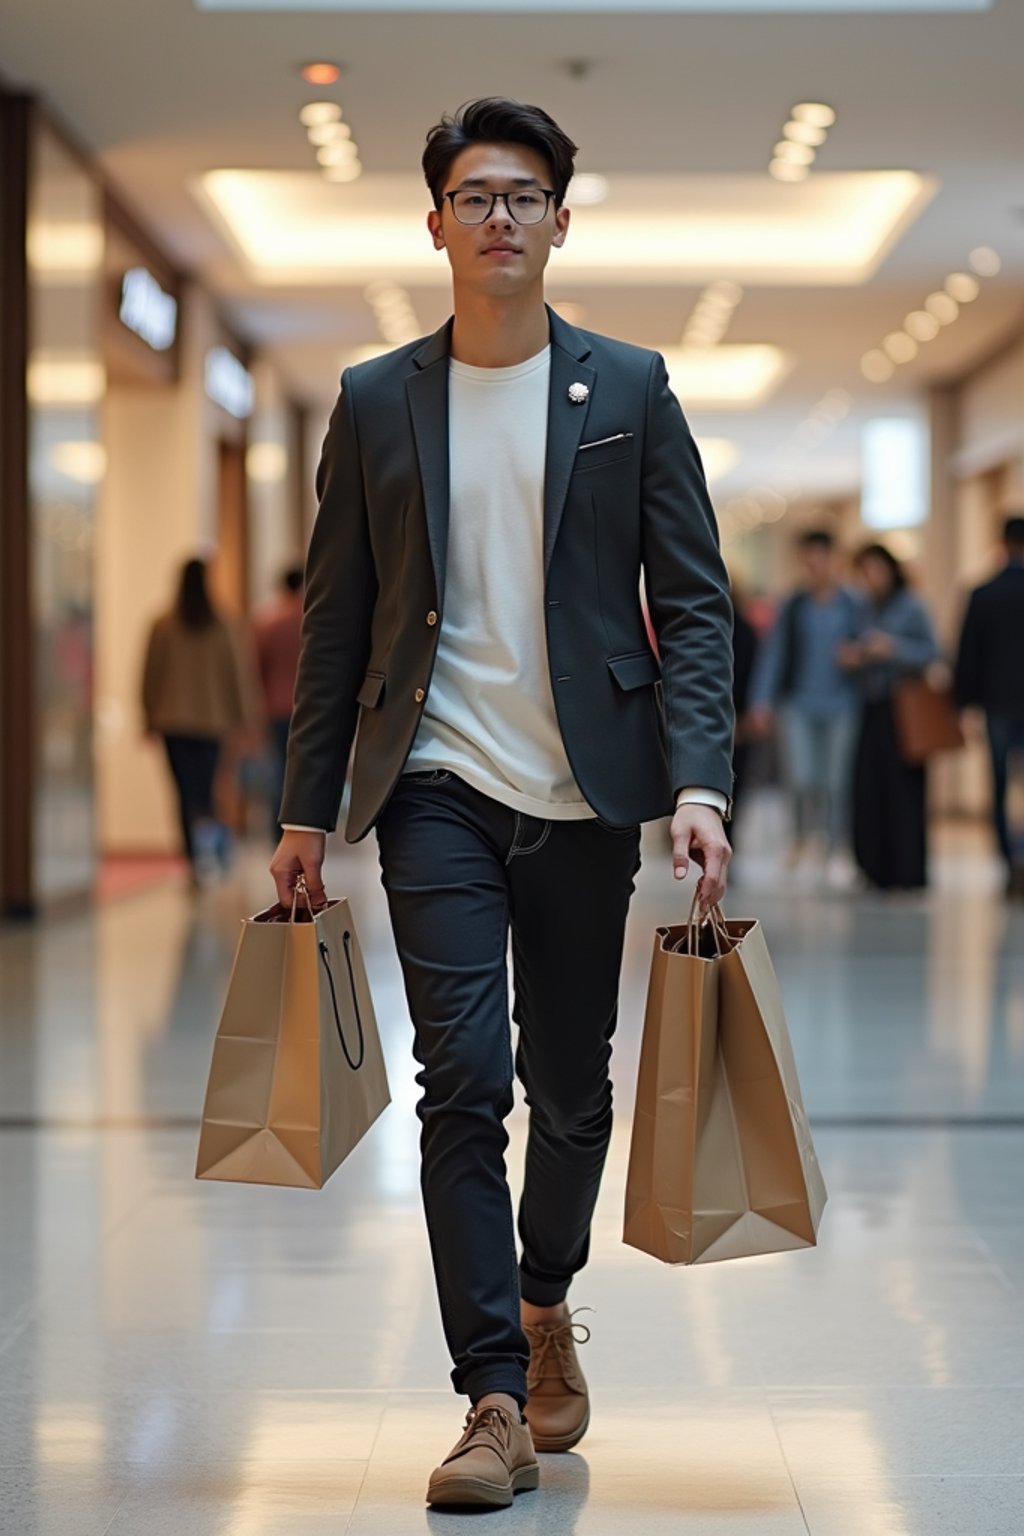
left=660, top=346, right=792, bottom=408
left=194, top=171, right=934, bottom=286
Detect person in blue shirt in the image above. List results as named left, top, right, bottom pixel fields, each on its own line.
left=749, top=529, right=863, bottom=885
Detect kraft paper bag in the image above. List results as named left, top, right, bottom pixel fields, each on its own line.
left=623, top=903, right=827, bottom=1265
left=195, top=883, right=390, bottom=1189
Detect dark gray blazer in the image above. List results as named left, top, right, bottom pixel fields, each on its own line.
left=281, top=306, right=735, bottom=840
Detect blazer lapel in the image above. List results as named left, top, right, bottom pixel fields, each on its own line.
left=407, top=321, right=453, bottom=604
left=543, top=311, right=595, bottom=575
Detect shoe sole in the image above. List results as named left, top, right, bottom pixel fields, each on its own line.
left=528, top=1403, right=591, bottom=1454
left=426, top=1464, right=540, bottom=1508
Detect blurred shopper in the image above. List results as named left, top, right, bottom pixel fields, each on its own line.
left=748, top=529, right=863, bottom=885
left=954, top=515, right=1024, bottom=898
left=841, top=543, right=940, bottom=892
left=251, top=564, right=304, bottom=841
left=270, top=98, right=734, bottom=1508
left=730, top=582, right=760, bottom=831
left=142, top=557, right=259, bottom=889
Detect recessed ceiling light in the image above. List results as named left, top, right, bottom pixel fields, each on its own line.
left=299, top=102, right=342, bottom=128
left=969, top=245, right=1001, bottom=277
left=945, top=271, right=979, bottom=302
left=769, top=159, right=809, bottom=182
left=774, top=141, right=816, bottom=166
left=570, top=174, right=610, bottom=206
left=904, top=309, right=940, bottom=341
left=883, top=331, right=918, bottom=363
left=861, top=349, right=894, bottom=383
left=925, top=291, right=959, bottom=324
left=323, top=161, right=362, bottom=184
left=317, top=142, right=359, bottom=167
left=783, top=120, right=827, bottom=148
left=792, top=102, right=836, bottom=128
left=301, top=62, right=341, bottom=86
left=307, top=121, right=352, bottom=147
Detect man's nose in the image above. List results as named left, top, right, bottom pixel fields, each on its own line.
left=487, top=194, right=515, bottom=225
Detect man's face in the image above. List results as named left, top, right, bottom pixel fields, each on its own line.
left=802, top=543, right=835, bottom=585
left=427, top=142, right=570, bottom=295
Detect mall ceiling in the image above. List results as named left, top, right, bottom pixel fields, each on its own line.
left=3, top=0, right=1023, bottom=505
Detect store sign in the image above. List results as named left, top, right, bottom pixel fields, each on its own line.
left=119, top=267, right=177, bottom=352
left=205, top=346, right=254, bottom=419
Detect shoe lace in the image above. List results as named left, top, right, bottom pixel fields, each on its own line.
left=464, top=1406, right=514, bottom=1452
left=525, top=1307, right=592, bottom=1385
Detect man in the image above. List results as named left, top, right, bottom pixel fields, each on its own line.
left=251, top=564, right=304, bottom=840
left=955, top=514, right=1024, bottom=898
left=270, top=98, right=734, bottom=1511
left=748, top=528, right=862, bottom=887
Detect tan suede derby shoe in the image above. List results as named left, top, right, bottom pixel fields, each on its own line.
left=523, top=1309, right=592, bottom=1452
left=426, top=1405, right=540, bottom=1509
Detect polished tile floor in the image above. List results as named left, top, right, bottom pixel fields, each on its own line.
left=2, top=797, right=1024, bottom=1534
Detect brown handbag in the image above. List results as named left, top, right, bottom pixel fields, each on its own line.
left=892, top=676, right=965, bottom=764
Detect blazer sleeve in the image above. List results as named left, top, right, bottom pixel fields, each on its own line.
left=640, top=352, right=735, bottom=805
left=279, top=372, right=377, bottom=830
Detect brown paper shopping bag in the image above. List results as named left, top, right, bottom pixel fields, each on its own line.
left=623, top=900, right=827, bottom=1264
left=195, top=880, right=390, bottom=1188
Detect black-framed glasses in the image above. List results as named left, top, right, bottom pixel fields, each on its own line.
left=443, top=188, right=556, bottom=226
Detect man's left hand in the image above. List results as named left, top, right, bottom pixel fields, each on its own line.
left=671, top=803, right=732, bottom=912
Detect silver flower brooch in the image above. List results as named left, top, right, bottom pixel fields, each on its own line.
left=568, top=382, right=590, bottom=405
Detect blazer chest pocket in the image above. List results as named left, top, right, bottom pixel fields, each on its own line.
left=573, top=432, right=635, bottom=473
left=356, top=670, right=385, bottom=709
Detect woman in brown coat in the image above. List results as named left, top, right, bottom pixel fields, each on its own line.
left=142, top=558, right=259, bottom=886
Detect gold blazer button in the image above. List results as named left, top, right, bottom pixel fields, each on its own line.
left=414, top=688, right=425, bottom=703
left=426, top=610, right=438, bottom=626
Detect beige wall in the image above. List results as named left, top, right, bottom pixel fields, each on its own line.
left=95, top=284, right=249, bottom=854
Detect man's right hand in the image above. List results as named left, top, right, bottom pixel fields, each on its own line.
left=270, top=830, right=328, bottom=911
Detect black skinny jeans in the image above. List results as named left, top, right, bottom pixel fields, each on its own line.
left=162, top=733, right=221, bottom=865
left=376, top=771, right=641, bottom=1408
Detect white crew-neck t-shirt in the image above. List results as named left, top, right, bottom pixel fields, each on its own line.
left=405, top=345, right=592, bottom=819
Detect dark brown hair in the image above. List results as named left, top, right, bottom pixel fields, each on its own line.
left=175, top=557, right=217, bottom=630
left=422, top=98, right=578, bottom=209
left=855, top=541, right=908, bottom=592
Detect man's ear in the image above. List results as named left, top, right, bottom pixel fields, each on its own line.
left=551, top=205, right=571, bottom=251
left=427, top=210, right=445, bottom=250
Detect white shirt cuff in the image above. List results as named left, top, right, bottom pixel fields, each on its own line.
left=675, top=787, right=729, bottom=816
left=281, top=823, right=328, bottom=835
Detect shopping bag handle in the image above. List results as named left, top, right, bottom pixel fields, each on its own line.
left=317, top=931, right=366, bottom=1073
left=679, top=888, right=726, bottom=957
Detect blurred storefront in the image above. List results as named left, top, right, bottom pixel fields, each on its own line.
left=0, top=86, right=305, bottom=917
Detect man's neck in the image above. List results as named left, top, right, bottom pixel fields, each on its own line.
left=449, top=288, right=550, bottom=369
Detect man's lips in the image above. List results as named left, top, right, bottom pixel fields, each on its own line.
left=482, top=244, right=521, bottom=254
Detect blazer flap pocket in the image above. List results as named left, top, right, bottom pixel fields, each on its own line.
left=573, top=433, right=635, bottom=472
left=356, top=669, right=385, bottom=709
left=607, top=649, right=661, bottom=690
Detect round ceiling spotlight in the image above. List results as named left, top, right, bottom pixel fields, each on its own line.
left=307, top=120, right=352, bottom=146
left=783, top=120, right=827, bottom=147
left=791, top=102, right=836, bottom=128
left=904, top=310, right=940, bottom=342
left=317, top=141, right=359, bottom=167
left=324, top=161, right=362, bottom=184
left=861, top=349, right=895, bottom=383
left=945, top=272, right=980, bottom=303
left=774, top=141, right=815, bottom=166
left=969, top=246, right=1001, bottom=277
left=770, top=159, right=809, bottom=183
left=925, top=291, right=959, bottom=325
left=301, top=61, right=341, bottom=86
left=299, top=102, right=342, bottom=128
left=883, top=331, right=918, bottom=364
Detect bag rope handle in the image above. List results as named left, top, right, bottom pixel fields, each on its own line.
left=291, top=877, right=366, bottom=1071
